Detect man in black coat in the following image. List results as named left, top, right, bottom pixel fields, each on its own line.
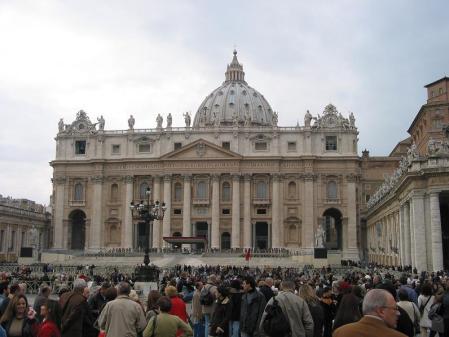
left=240, top=276, right=266, bottom=337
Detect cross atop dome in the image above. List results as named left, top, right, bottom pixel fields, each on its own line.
left=225, top=49, right=246, bottom=83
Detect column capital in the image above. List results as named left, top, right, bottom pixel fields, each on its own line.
left=124, top=175, right=134, bottom=184
left=163, top=174, right=172, bottom=182
left=243, top=173, right=252, bottom=182
left=345, top=173, right=360, bottom=183
left=183, top=174, right=192, bottom=182
left=211, top=174, right=220, bottom=182
left=90, top=175, right=104, bottom=184
left=232, top=173, right=241, bottom=181
left=272, top=173, right=281, bottom=182
left=52, top=176, right=67, bottom=185
left=301, top=173, right=316, bottom=181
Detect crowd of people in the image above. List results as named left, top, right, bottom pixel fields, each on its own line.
left=0, top=263, right=448, bottom=337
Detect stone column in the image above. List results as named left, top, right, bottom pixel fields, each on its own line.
left=271, top=174, right=281, bottom=249
left=243, top=174, right=252, bottom=248
left=182, top=175, right=192, bottom=249
left=430, top=192, right=443, bottom=271
left=162, top=175, right=172, bottom=247
left=89, top=176, right=103, bottom=250
left=399, top=205, right=405, bottom=266
left=53, top=176, right=66, bottom=249
left=302, top=173, right=314, bottom=252
left=403, top=202, right=411, bottom=266
left=344, top=174, right=359, bottom=260
left=231, top=174, right=241, bottom=249
left=152, top=176, right=161, bottom=249
left=123, top=176, right=134, bottom=249
left=411, top=193, right=427, bottom=271
left=211, top=174, right=220, bottom=249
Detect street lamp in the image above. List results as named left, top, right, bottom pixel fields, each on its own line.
left=130, top=187, right=166, bottom=266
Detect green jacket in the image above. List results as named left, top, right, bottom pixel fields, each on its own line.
left=143, top=312, right=193, bottom=337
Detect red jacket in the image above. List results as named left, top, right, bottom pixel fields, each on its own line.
left=169, top=296, right=188, bottom=337
left=38, top=320, right=61, bottom=337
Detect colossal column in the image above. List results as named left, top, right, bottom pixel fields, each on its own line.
left=243, top=174, right=252, bottom=248
left=271, top=174, right=280, bottom=248
left=90, top=176, right=103, bottom=250
left=403, top=202, right=411, bottom=266
left=211, top=174, right=220, bottom=249
left=302, top=173, right=314, bottom=253
left=411, top=193, right=427, bottom=271
left=430, top=192, right=443, bottom=271
left=231, top=174, right=241, bottom=249
left=345, top=174, right=359, bottom=260
left=152, top=175, right=161, bottom=249
left=162, top=174, right=172, bottom=247
left=182, top=175, right=192, bottom=248
left=123, top=176, right=134, bottom=249
left=399, top=205, right=405, bottom=266
left=53, top=176, right=66, bottom=249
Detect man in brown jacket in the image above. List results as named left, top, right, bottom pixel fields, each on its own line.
left=333, top=289, right=407, bottom=337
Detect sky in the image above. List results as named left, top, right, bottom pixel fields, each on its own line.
left=0, top=0, right=448, bottom=205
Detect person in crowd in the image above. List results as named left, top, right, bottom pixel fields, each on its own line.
left=0, top=294, right=38, bottom=337
left=146, top=290, right=161, bottom=322
left=165, top=285, right=189, bottom=334
left=260, top=279, right=314, bottom=337
left=60, top=278, right=96, bottom=337
left=0, top=282, right=9, bottom=315
left=228, top=279, right=242, bottom=337
left=209, top=286, right=232, bottom=337
left=201, top=274, right=218, bottom=337
left=258, top=279, right=274, bottom=303
left=33, top=285, right=51, bottom=323
left=129, top=289, right=146, bottom=314
left=397, top=289, right=420, bottom=334
left=0, top=283, right=23, bottom=317
left=240, top=276, right=266, bottom=337
left=37, top=299, right=61, bottom=337
left=191, top=282, right=204, bottom=337
left=442, top=279, right=449, bottom=337
left=319, top=286, right=336, bottom=337
left=398, top=275, right=418, bottom=305
left=332, top=293, right=362, bottom=331
left=88, top=282, right=110, bottom=321
left=417, top=282, right=434, bottom=337
left=299, top=284, right=324, bottom=337
left=333, top=289, right=406, bottom=337
left=143, top=296, right=193, bottom=337
left=98, top=281, right=147, bottom=337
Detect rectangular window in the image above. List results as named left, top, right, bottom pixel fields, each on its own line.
left=174, top=142, right=182, bottom=150
left=75, top=140, right=86, bottom=155
left=222, top=142, right=230, bottom=150
left=138, top=144, right=151, bottom=153
left=222, top=209, right=230, bottom=215
left=256, top=208, right=267, bottom=215
left=255, top=142, right=267, bottom=151
left=287, top=142, right=296, bottom=151
left=325, top=136, right=337, bottom=151
left=112, top=144, right=120, bottom=154
left=173, top=209, right=182, bottom=215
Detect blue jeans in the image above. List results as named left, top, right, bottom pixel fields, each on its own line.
left=204, top=314, right=210, bottom=337
left=229, top=321, right=240, bottom=337
left=194, top=321, right=205, bottom=337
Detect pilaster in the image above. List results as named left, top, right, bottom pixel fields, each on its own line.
left=231, top=174, right=241, bottom=249
left=211, top=174, right=220, bottom=249
left=243, top=174, right=252, bottom=248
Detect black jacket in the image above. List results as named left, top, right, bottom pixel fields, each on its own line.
left=209, top=297, right=232, bottom=337
left=240, top=290, right=266, bottom=337
left=229, top=290, right=242, bottom=321
left=2, top=317, right=37, bottom=337
left=259, top=285, right=274, bottom=303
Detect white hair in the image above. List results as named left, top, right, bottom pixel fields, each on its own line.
left=73, top=278, right=87, bottom=291
left=362, top=289, right=391, bottom=315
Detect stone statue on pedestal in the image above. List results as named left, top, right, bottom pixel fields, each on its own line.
left=58, top=118, right=65, bottom=133
left=128, top=115, right=135, bottom=130
left=156, top=114, right=163, bottom=128
left=97, top=115, right=105, bottom=130
left=304, top=110, right=312, bottom=127
left=315, top=224, right=325, bottom=248
left=166, top=113, right=172, bottom=128
left=184, top=112, right=191, bottom=127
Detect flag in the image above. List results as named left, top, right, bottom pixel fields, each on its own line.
left=245, top=248, right=251, bottom=261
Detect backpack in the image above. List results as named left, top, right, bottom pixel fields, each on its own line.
left=200, top=285, right=215, bottom=305
left=262, top=296, right=291, bottom=337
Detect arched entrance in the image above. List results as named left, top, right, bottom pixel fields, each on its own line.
left=255, top=222, right=269, bottom=250
left=322, top=208, right=342, bottom=250
left=69, top=210, right=86, bottom=250
left=194, top=222, right=209, bottom=250
left=221, top=232, right=231, bottom=250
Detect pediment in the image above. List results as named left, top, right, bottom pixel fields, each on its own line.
left=161, top=139, right=242, bottom=160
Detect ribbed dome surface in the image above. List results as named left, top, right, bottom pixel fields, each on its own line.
left=193, top=51, right=275, bottom=128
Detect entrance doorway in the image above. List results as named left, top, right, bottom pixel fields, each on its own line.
left=323, top=208, right=342, bottom=250
left=441, top=194, right=449, bottom=270
left=194, top=222, right=208, bottom=250
left=255, top=222, right=269, bottom=250
left=69, top=210, right=86, bottom=250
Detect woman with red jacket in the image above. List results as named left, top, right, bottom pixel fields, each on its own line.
left=165, top=286, right=188, bottom=337
left=38, top=300, right=61, bottom=337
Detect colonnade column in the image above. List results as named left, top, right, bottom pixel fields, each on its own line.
left=411, top=193, right=427, bottom=271
left=123, top=176, right=134, bottom=249
left=231, top=174, right=241, bottom=249
left=345, top=175, right=359, bottom=260
left=271, top=174, right=280, bottom=249
left=243, top=174, right=252, bottom=249
left=399, top=205, right=405, bottom=266
left=430, top=192, right=443, bottom=271
left=162, top=175, right=172, bottom=247
left=152, top=176, right=161, bottom=250
left=90, top=176, right=103, bottom=250
left=403, top=202, right=411, bottom=266
left=53, top=177, right=66, bottom=249
left=182, top=175, right=192, bottom=249
left=211, top=174, right=220, bottom=249
left=302, top=174, right=314, bottom=252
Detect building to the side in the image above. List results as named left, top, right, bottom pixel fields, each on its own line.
left=0, top=195, right=51, bottom=262
left=51, top=51, right=363, bottom=261
left=366, top=77, right=449, bottom=271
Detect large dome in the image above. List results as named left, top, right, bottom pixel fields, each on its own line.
left=193, top=50, right=275, bottom=128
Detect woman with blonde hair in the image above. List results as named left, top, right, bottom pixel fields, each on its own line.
left=299, top=284, right=324, bottom=337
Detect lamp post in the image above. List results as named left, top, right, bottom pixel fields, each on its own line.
left=130, top=187, right=166, bottom=266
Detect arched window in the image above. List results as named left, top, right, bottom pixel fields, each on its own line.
left=222, top=182, right=231, bottom=201
left=197, top=181, right=207, bottom=199
left=256, top=181, right=267, bottom=199
left=74, top=183, right=84, bottom=201
left=174, top=183, right=182, bottom=202
left=288, top=181, right=296, bottom=199
left=221, top=232, right=231, bottom=250
left=327, top=181, right=337, bottom=199
left=111, top=184, right=118, bottom=201
left=139, top=182, right=149, bottom=200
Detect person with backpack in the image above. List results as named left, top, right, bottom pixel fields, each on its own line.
left=240, top=276, right=266, bottom=337
left=201, top=275, right=218, bottom=337
left=417, top=282, right=434, bottom=337
left=260, top=279, right=313, bottom=337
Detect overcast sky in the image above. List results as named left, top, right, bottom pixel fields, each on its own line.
left=1, top=0, right=448, bottom=205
